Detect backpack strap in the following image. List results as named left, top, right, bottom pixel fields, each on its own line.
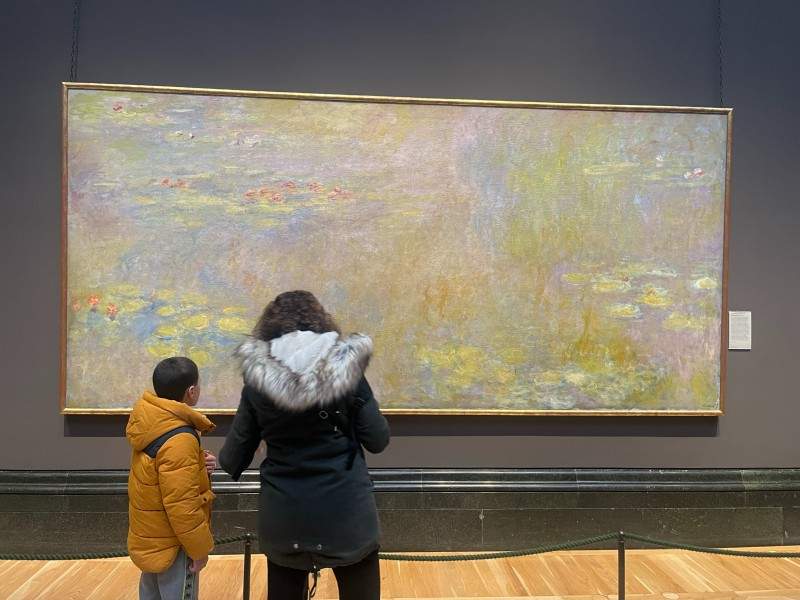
left=143, top=426, right=199, bottom=459
left=330, top=396, right=366, bottom=470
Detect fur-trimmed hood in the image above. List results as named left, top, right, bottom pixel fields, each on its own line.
left=235, top=331, right=373, bottom=412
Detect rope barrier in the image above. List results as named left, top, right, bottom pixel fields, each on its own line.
left=0, top=534, right=250, bottom=562
left=377, top=532, right=618, bottom=562
left=4, top=531, right=800, bottom=562
left=625, top=532, right=800, bottom=559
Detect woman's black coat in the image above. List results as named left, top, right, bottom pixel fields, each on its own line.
left=219, top=333, right=390, bottom=570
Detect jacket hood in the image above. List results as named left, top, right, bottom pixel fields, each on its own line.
left=126, top=391, right=215, bottom=451
left=235, top=331, right=373, bottom=412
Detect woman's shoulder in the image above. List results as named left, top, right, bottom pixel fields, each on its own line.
left=240, top=382, right=319, bottom=420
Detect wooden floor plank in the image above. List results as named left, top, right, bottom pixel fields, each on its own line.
left=0, top=561, right=50, bottom=598
left=83, top=559, right=139, bottom=600
left=6, top=561, right=81, bottom=600
left=42, top=559, right=123, bottom=600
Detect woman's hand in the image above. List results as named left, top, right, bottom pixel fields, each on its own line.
left=203, top=450, right=217, bottom=475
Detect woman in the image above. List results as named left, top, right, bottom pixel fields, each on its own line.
left=220, top=290, right=390, bottom=599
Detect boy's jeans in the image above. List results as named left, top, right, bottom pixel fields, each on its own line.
left=139, top=549, right=199, bottom=600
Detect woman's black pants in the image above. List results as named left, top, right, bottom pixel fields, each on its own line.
left=267, top=550, right=380, bottom=599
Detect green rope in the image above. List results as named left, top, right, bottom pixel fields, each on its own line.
left=0, top=534, right=250, bottom=562
left=625, top=533, right=800, bottom=558
left=0, top=549, right=130, bottom=561
left=213, top=534, right=252, bottom=547
left=5, top=531, right=800, bottom=563
left=377, top=532, right=618, bottom=562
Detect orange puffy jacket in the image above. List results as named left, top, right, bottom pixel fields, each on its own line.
left=126, top=391, right=216, bottom=573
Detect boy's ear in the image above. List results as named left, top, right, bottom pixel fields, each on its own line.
left=182, top=385, right=195, bottom=404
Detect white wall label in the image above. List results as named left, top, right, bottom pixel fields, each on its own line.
left=729, top=311, right=752, bottom=350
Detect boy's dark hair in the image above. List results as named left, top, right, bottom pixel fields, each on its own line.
left=152, top=357, right=199, bottom=401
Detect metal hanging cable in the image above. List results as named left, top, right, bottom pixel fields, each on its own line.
left=69, top=0, right=82, bottom=81
left=717, top=0, right=724, bottom=106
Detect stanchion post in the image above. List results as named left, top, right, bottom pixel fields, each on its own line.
left=617, top=530, right=626, bottom=600
left=243, top=533, right=253, bottom=600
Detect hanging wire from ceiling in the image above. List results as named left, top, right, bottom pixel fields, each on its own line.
left=717, top=0, right=724, bottom=106
left=69, top=0, right=82, bottom=81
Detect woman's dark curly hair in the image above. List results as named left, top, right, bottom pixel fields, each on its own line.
left=253, top=290, right=340, bottom=341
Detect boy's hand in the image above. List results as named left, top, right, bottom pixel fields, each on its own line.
left=190, top=555, right=209, bottom=573
left=203, top=450, right=217, bottom=475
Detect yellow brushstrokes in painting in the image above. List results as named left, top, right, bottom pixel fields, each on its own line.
left=582, top=161, right=638, bottom=176
left=639, top=285, right=671, bottom=308
left=174, top=216, right=204, bottom=228
left=607, top=303, right=641, bottom=319
left=564, top=371, right=588, bottom=385
left=180, top=292, right=208, bottom=306
left=218, top=317, right=251, bottom=335
left=693, top=277, right=718, bottom=290
left=663, top=312, right=705, bottom=331
left=226, top=206, right=249, bottom=215
left=690, top=370, right=717, bottom=404
left=181, top=314, right=210, bottom=330
left=108, top=138, right=149, bottom=163
left=155, top=325, right=179, bottom=338
left=606, top=336, right=638, bottom=367
left=564, top=308, right=639, bottom=373
left=649, top=267, right=678, bottom=278
left=108, top=284, right=141, bottom=296
left=70, top=93, right=168, bottom=130
left=146, top=340, right=181, bottom=358
left=592, top=276, right=632, bottom=293
left=222, top=306, right=248, bottom=315
left=68, top=93, right=111, bottom=124
left=562, top=272, right=591, bottom=285
left=415, top=344, right=515, bottom=392
left=624, top=371, right=678, bottom=410
left=503, top=131, right=588, bottom=263
left=494, top=366, right=515, bottom=385
left=245, top=99, right=419, bottom=148
left=499, top=347, right=527, bottom=365
left=156, top=305, right=177, bottom=317
left=504, top=123, right=643, bottom=347
left=173, top=194, right=226, bottom=208
left=119, top=298, right=150, bottom=313
left=254, top=203, right=296, bottom=215
left=613, top=262, right=650, bottom=278
left=155, top=289, right=176, bottom=301
left=534, top=370, right=562, bottom=385
left=187, top=348, right=212, bottom=367
left=421, top=275, right=486, bottom=324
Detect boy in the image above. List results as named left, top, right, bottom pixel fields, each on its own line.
left=126, top=357, right=217, bottom=600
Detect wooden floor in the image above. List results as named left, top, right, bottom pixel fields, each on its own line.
left=2, top=547, right=800, bottom=599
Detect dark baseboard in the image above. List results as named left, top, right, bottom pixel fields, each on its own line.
left=2, top=469, right=799, bottom=554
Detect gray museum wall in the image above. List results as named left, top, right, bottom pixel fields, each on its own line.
left=0, top=0, right=797, bottom=470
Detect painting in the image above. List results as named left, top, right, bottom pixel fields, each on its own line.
left=62, top=83, right=731, bottom=415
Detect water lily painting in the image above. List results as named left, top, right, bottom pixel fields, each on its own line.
left=62, top=84, right=731, bottom=415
